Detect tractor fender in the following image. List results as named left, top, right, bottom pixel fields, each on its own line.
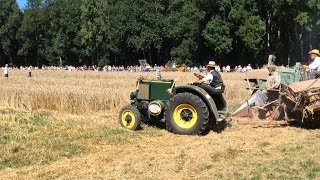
left=173, top=85, right=219, bottom=121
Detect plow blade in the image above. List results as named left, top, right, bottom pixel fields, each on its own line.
left=232, top=106, right=253, bottom=118
left=232, top=90, right=267, bottom=117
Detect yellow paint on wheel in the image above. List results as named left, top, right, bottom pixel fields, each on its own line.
left=121, top=110, right=136, bottom=129
left=173, top=104, right=198, bottom=129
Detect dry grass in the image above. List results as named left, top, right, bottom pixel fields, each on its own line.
left=0, top=70, right=320, bottom=179
left=0, top=70, right=250, bottom=114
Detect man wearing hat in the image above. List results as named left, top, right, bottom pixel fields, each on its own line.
left=255, top=65, right=281, bottom=106
left=193, top=61, right=225, bottom=93
left=265, top=65, right=281, bottom=90
left=241, top=65, right=281, bottom=109
left=192, top=61, right=226, bottom=111
left=306, top=49, right=320, bottom=79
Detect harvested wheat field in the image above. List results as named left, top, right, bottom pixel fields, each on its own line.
left=1, top=70, right=320, bottom=179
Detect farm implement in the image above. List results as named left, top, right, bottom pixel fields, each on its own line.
left=232, top=63, right=320, bottom=127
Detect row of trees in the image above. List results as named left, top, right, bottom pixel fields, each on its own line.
left=1, top=0, right=320, bottom=67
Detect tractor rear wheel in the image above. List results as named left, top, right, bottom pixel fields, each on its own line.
left=165, top=92, right=210, bottom=135
left=119, top=105, right=141, bottom=131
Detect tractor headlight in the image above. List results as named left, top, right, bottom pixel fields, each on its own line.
left=130, top=92, right=137, bottom=99
left=148, top=101, right=164, bottom=116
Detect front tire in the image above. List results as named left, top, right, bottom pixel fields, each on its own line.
left=119, top=105, right=141, bottom=131
left=165, top=92, right=209, bottom=135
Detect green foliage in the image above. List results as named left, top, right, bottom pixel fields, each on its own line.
left=0, top=0, right=21, bottom=64
left=237, top=16, right=266, bottom=57
left=167, top=1, right=205, bottom=65
left=203, top=16, right=232, bottom=55
left=78, top=0, right=109, bottom=65
left=2, top=0, right=320, bottom=66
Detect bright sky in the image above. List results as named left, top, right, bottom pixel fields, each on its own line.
left=16, top=0, right=27, bottom=8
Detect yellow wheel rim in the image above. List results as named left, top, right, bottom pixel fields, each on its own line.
left=173, top=104, right=198, bottom=129
left=121, top=110, right=136, bottom=129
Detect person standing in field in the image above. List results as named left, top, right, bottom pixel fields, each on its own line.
left=155, top=64, right=161, bottom=80
left=4, top=64, right=8, bottom=78
left=28, top=66, right=32, bottom=77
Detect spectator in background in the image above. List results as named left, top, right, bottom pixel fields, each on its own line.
left=242, top=66, right=247, bottom=72
left=222, top=66, right=226, bottom=72
left=156, top=66, right=162, bottom=80
left=216, top=65, right=221, bottom=72
left=247, top=64, right=253, bottom=71
left=4, top=64, right=8, bottom=78
left=28, top=66, right=32, bottom=77
left=226, top=65, right=231, bottom=72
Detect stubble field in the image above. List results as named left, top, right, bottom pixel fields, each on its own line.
left=0, top=70, right=320, bottom=179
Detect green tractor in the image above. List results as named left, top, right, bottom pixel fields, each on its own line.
left=119, top=79, right=228, bottom=135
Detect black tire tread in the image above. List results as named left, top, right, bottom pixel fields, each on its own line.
left=119, top=104, right=141, bottom=131
left=165, top=92, right=209, bottom=135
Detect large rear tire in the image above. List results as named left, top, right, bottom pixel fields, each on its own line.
left=119, top=105, right=141, bottom=131
left=165, top=92, right=210, bottom=135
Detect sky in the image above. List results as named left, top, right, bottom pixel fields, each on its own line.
left=16, top=0, right=27, bottom=8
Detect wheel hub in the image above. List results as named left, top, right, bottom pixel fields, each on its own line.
left=180, top=109, right=193, bottom=121
left=125, top=115, right=132, bottom=124
left=173, top=103, right=198, bottom=129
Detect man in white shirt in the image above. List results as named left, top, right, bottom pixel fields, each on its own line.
left=307, top=49, right=320, bottom=79
left=193, top=61, right=225, bottom=93
left=28, top=66, right=32, bottom=77
left=4, top=64, right=8, bottom=78
left=193, top=61, right=226, bottom=111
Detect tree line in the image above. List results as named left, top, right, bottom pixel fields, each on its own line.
left=1, top=0, right=320, bottom=68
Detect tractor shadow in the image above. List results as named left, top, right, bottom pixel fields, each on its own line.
left=142, top=118, right=166, bottom=130
left=143, top=117, right=229, bottom=135
left=210, top=120, right=229, bottom=134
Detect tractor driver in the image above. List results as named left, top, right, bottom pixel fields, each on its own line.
left=192, top=61, right=227, bottom=111
left=192, top=61, right=225, bottom=94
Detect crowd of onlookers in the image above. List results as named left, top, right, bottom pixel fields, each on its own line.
left=1, top=63, right=258, bottom=75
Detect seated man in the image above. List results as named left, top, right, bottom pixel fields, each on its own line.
left=254, top=65, right=281, bottom=106
left=192, top=61, right=226, bottom=110
left=193, top=61, right=225, bottom=94
left=233, top=65, right=281, bottom=116
left=305, top=49, right=320, bottom=79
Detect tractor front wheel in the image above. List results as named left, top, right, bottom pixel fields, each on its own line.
left=119, top=105, right=141, bottom=131
left=165, top=92, right=210, bottom=135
